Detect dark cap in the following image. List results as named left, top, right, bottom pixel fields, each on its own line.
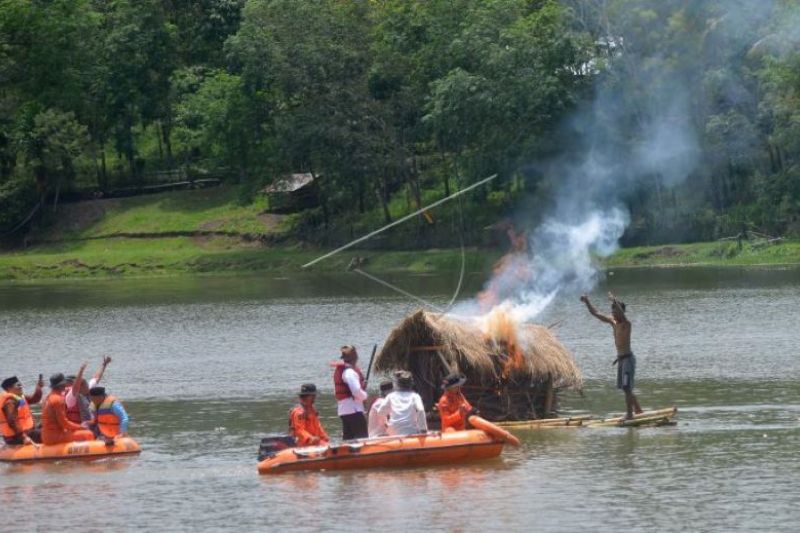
left=1, top=376, right=19, bottom=390
left=49, top=373, right=67, bottom=389
left=379, top=379, right=393, bottom=393
left=65, top=375, right=77, bottom=383
left=299, top=383, right=317, bottom=396
left=442, top=373, right=467, bottom=389
left=89, top=386, right=106, bottom=397
left=393, top=370, right=414, bottom=390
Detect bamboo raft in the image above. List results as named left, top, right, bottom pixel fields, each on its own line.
left=496, top=407, right=677, bottom=430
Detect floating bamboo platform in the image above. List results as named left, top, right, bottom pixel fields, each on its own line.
left=586, top=407, right=678, bottom=428
left=495, top=407, right=677, bottom=430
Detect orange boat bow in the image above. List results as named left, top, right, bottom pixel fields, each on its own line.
left=468, top=416, right=522, bottom=447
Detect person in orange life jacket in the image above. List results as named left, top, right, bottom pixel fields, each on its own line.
left=0, top=376, right=42, bottom=445
left=333, top=345, right=369, bottom=440
left=89, top=386, right=129, bottom=441
left=367, top=379, right=394, bottom=437
left=436, top=373, right=474, bottom=432
left=288, top=383, right=329, bottom=446
left=41, top=373, right=95, bottom=445
left=66, top=356, right=112, bottom=425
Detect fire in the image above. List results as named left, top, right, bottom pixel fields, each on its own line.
left=479, top=304, right=527, bottom=379
left=476, top=222, right=532, bottom=313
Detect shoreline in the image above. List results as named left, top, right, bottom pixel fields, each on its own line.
left=0, top=239, right=798, bottom=282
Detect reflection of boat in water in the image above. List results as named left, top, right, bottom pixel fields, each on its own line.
left=497, top=407, right=678, bottom=429
left=258, top=429, right=508, bottom=475
left=0, top=437, right=142, bottom=463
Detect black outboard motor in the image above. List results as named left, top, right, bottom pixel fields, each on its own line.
left=257, top=434, right=297, bottom=461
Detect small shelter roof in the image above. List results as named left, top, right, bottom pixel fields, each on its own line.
left=262, top=173, right=315, bottom=194
left=374, top=309, right=583, bottom=389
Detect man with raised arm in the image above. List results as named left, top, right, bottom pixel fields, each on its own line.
left=66, top=356, right=112, bottom=425
left=581, top=292, right=643, bottom=420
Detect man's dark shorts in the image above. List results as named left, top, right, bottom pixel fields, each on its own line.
left=616, top=353, right=636, bottom=391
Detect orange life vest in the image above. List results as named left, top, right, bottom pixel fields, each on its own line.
left=94, top=396, right=121, bottom=438
left=0, top=392, right=34, bottom=437
left=333, top=363, right=365, bottom=401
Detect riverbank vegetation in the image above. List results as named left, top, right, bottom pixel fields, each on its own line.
left=2, top=1, right=800, bottom=266
left=0, top=184, right=797, bottom=281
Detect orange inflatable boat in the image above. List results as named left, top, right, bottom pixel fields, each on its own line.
left=0, top=437, right=141, bottom=463
left=258, top=429, right=507, bottom=475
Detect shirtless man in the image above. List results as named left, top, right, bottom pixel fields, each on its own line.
left=581, top=292, right=643, bottom=420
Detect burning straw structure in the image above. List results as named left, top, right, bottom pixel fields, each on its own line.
left=374, top=309, right=583, bottom=422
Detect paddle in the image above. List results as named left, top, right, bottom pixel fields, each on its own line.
left=364, top=344, right=378, bottom=387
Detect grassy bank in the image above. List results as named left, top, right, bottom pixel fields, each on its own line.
left=2, top=238, right=799, bottom=281
left=1, top=187, right=799, bottom=281
left=606, top=240, right=800, bottom=268
left=0, top=237, right=502, bottom=280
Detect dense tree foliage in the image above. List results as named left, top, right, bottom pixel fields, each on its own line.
left=1, top=0, right=798, bottom=244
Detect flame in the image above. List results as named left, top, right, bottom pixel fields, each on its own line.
left=478, top=304, right=527, bottom=379
left=476, top=224, right=532, bottom=313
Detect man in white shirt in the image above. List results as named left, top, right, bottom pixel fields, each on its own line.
left=367, top=379, right=393, bottom=437
left=376, top=370, right=428, bottom=436
left=332, top=345, right=369, bottom=440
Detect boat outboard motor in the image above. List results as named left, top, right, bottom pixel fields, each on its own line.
left=257, top=434, right=297, bottom=461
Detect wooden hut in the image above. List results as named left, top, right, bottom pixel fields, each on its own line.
left=262, top=173, right=319, bottom=212
left=374, top=309, right=583, bottom=422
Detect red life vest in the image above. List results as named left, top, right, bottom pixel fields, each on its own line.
left=333, top=363, right=365, bottom=401
left=0, top=392, right=34, bottom=438
left=65, top=385, right=82, bottom=424
left=94, top=395, right=121, bottom=438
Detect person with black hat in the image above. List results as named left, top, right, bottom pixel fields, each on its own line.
left=436, top=373, right=474, bottom=432
left=0, top=376, right=42, bottom=445
left=375, top=370, right=428, bottom=436
left=332, top=345, right=369, bottom=440
left=367, top=379, right=394, bottom=437
left=288, top=383, right=329, bottom=447
left=41, top=372, right=94, bottom=445
left=89, top=386, right=129, bottom=440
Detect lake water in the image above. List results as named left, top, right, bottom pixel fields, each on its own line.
left=1, top=268, right=799, bottom=531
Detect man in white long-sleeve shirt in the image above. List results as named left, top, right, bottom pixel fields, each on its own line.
left=367, top=379, right=393, bottom=437
left=332, top=345, right=369, bottom=440
left=376, top=370, right=428, bottom=436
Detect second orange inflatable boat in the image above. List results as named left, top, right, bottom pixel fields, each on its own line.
left=0, top=437, right=141, bottom=463
left=258, top=429, right=506, bottom=475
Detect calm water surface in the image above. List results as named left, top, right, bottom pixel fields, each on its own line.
left=1, top=268, right=799, bottom=531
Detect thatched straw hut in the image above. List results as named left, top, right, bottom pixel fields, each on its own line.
left=374, top=309, right=582, bottom=422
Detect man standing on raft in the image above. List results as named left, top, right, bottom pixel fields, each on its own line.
left=581, top=292, right=643, bottom=420
left=332, top=345, right=368, bottom=440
